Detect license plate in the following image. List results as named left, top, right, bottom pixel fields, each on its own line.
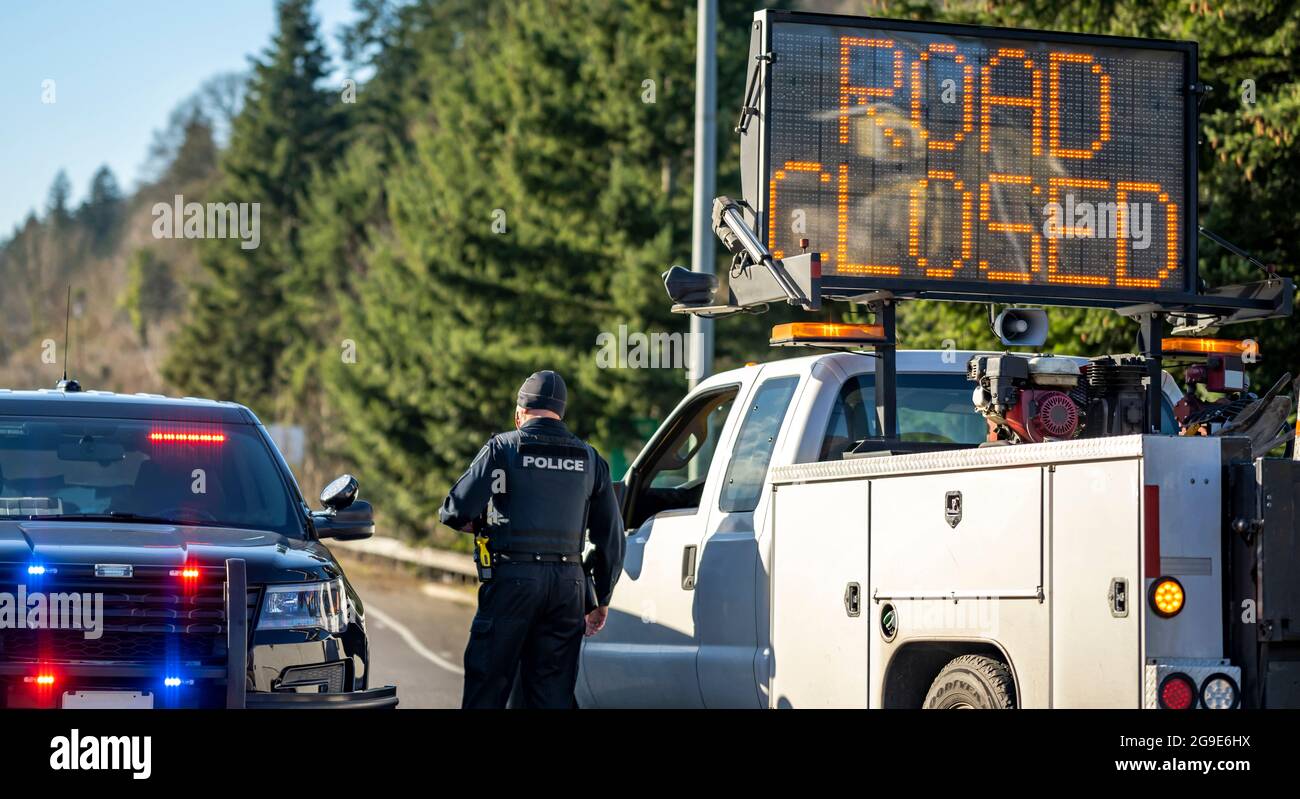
left=61, top=690, right=154, bottom=709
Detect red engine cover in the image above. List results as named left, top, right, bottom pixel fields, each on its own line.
left=1005, top=389, right=1079, bottom=443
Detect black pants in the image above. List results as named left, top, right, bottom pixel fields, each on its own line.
left=462, top=560, right=585, bottom=709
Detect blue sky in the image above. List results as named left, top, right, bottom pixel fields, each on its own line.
left=0, top=0, right=359, bottom=237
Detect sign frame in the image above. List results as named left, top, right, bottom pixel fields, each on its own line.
left=742, top=10, right=1205, bottom=311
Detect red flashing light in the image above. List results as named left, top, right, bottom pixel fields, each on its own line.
left=149, top=430, right=226, bottom=444
left=172, top=564, right=202, bottom=594
left=1158, top=674, right=1196, bottom=710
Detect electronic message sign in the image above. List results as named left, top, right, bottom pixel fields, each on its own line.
left=747, top=12, right=1199, bottom=306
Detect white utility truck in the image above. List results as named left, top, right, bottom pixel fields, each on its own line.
left=578, top=10, right=1300, bottom=709
left=579, top=344, right=1296, bottom=708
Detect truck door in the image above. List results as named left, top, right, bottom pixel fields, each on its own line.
left=579, top=384, right=741, bottom=708
left=695, top=370, right=803, bottom=708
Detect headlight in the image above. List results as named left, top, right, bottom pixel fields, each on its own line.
left=258, top=578, right=346, bottom=633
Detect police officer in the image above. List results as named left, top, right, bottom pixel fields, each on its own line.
left=439, top=370, right=624, bottom=709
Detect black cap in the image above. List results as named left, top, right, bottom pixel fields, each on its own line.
left=517, top=370, right=567, bottom=417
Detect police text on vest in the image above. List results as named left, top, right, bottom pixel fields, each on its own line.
left=522, top=455, right=585, bottom=471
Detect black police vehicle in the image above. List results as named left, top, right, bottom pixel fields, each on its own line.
left=0, top=385, right=397, bottom=708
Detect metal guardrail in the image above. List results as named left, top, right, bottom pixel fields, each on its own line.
left=327, top=535, right=478, bottom=584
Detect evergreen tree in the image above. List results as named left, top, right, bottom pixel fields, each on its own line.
left=164, top=0, right=345, bottom=412
left=78, top=165, right=125, bottom=254
left=45, top=170, right=73, bottom=227
left=324, top=0, right=761, bottom=541
left=120, top=249, right=179, bottom=347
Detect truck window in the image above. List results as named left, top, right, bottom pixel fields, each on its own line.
left=820, top=373, right=990, bottom=459
left=719, top=376, right=800, bottom=513
left=821, top=375, right=875, bottom=461
left=626, top=386, right=738, bottom=530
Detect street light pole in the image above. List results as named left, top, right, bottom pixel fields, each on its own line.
left=688, top=0, right=717, bottom=389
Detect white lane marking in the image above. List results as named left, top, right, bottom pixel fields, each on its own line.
left=365, top=603, right=464, bottom=676
left=419, top=581, right=477, bottom=607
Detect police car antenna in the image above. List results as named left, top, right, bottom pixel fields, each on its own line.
left=56, top=286, right=81, bottom=393
left=62, top=286, right=70, bottom=384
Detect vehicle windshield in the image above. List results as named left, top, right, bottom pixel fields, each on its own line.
left=0, top=416, right=302, bottom=537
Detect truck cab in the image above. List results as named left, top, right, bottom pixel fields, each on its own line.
left=578, top=350, right=1184, bottom=708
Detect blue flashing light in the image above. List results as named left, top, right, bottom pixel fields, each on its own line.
left=164, top=677, right=182, bottom=688
left=27, top=565, right=45, bottom=576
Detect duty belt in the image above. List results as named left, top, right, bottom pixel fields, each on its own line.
left=495, top=551, right=581, bottom=563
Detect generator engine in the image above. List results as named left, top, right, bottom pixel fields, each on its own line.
left=1079, top=355, right=1149, bottom=437
left=970, top=353, right=1157, bottom=444
left=968, top=354, right=1082, bottom=443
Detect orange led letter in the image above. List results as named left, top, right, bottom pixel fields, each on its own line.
left=1046, top=177, right=1112, bottom=286
left=910, top=43, right=973, bottom=151
left=978, top=174, right=1041, bottom=282
left=980, top=48, right=1042, bottom=155
left=835, top=163, right=900, bottom=276
left=1114, top=182, right=1178, bottom=289
left=1048, top=52, right=1111, bottom=159
left=839, top=37, right=904, bottom=145
left=909, top=170, right=973, bottom=278
left=768, top=161, right=832, bottom=260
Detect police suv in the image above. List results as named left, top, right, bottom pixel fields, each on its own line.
left=0, top=383, right=396, bottom=708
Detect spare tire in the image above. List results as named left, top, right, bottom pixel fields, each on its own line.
left=923, top=654, right=1016, bottom=709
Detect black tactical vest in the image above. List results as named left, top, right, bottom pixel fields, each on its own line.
left=487, top=427, right=595, bottom=555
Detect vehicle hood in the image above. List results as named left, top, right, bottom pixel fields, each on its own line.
left=0, top=520, right=338, bottom=584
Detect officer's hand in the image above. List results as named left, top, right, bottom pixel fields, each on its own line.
left=584, top=606, right=609, bottom=637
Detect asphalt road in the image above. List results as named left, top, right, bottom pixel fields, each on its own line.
left=335, top=554, right=476, bottom=709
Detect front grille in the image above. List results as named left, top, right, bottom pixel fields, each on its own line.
left=1, top=630, right=219, bottom=661
left=0, top=564, right=259, bottom=664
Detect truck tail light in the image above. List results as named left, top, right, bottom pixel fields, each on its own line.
left=1158, top=673, right=1196, bottom=709
left=1149, top=577, right=1184, bottom=618
left=1200, top=673, right=1239, bottom=710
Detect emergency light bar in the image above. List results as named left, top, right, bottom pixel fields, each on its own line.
left=770, top=322, right=887, bottom=348
left=1161, top=337, right=1258, bottom=357
left=149, top=430, right=226, bottom=444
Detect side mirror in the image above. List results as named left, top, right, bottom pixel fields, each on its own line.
left=320, top=474, right=359, bottom=511
left=313, top=500, right=374, bottom=541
